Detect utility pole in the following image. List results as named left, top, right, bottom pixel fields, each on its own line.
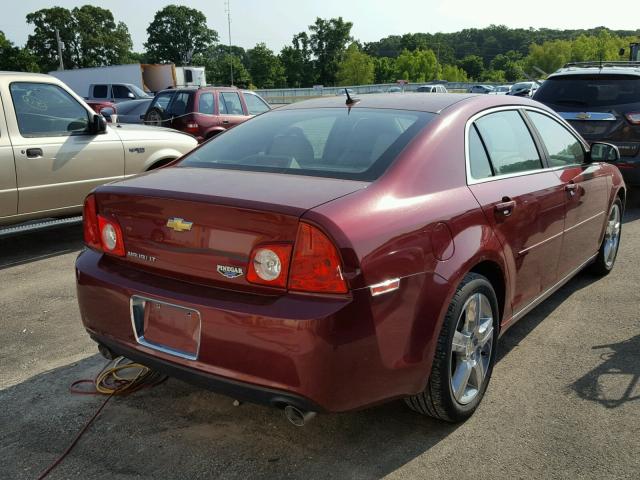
left=55, top=29, right=64, bottom=71
left=225, top=0, right=234, bottom=86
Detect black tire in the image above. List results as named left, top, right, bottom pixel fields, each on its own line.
left=144, top=107, right=165, bottom=126
left=590, top=198, right=623, bottom=276
left=405, top=273, right=499, bottom=422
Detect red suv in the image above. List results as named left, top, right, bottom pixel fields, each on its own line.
left=144, top=87, right=271, bottom=142
left=77, top=94, right=624, bottom=424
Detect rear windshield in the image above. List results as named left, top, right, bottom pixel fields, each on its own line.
left=178, top=108, right=434, bottom=181
left=535, top=75, right=640, bottom=107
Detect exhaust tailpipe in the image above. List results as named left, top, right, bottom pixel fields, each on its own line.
left=284, top=405, right=316, bottom=426
left=98, top=343, right=115, bottom=360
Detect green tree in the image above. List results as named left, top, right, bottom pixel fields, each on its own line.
left=373, top=56, right=396, bottom=83
left=309, top=17, right=353, bottom=85
left=459, top=54, right=484, bottom=80
left=337, top=44, right=375, bottom=86
left=26, top=7, right=79, bottom=71
left=73, top=6, right=132, bottom=67
left=26, top=6, right=132, bottom=71
left=0, top=31, right=39, bottom=72
left=524, top=39, right=572, bottom=74
left=441, top=64, right=468, bottom=82
left=395, top=49, right=440, bottom=82
left=145, top=5, right=218, bottom=64
left=280, top=32, right=315, bottom=87
left=490, top=51, right=524, bottom=82
left=247, top=43, right=286, bottom=88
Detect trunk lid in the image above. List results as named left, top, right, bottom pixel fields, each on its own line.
left=96, top=167, right=367, bottom=291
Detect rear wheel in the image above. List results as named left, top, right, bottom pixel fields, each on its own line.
left=405, top=273, right=498, bottom=422
left=590, top=198, right=622, bottom=276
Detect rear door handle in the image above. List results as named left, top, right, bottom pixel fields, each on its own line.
left=495, top=200, right=516, bottom=216
left=26, top=148, right=43, bottom=158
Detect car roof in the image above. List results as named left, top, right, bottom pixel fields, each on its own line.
left=549, top=64, right=640, bottom=78
left=157, top=86, right=240, bottom=95
left=279, top=93, right=490, bottom=114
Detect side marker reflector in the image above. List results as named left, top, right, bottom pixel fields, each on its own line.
left=369, top=278, right=401, bottom=297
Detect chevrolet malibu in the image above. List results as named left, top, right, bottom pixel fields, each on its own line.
left=76, top=93, right=625, bottom=423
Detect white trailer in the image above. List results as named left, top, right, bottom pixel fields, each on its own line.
left=49, top=64, right=207, bottom=97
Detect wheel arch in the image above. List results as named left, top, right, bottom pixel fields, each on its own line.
left=468, top=260, right=507, bottom=325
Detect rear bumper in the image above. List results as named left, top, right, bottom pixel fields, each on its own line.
left=76, top=249, right=444, bottom=412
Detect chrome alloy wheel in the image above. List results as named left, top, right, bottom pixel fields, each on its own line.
left=603, top=203, right=621, bottom=268
left=450, top=293, right=494, bottom=405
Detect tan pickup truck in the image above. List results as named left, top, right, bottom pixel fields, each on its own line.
left=0, top=72, right=198, bottom=227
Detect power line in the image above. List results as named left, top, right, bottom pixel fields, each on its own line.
left=225, top=0, right=233, bottom=86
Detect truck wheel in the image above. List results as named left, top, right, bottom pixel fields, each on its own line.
left=405, top=273, right=498, bottom=422
left=145, top=108, right=164, bottom=126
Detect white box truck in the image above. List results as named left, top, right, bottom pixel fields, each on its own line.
left=49, top=64, right=206, bottom=100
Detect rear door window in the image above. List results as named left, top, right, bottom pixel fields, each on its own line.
left=527, top=111, right=585, bottom=167
left=474, top=110, right=543, bottom=175
left=150, top=92, right=173, bottom=113
left=220, top=92, right=244, bottom=115
left=198, top=92, right=215, bottom=114
left=168, top=92, right=191, bottom=116
left=468, top=125, right=493, bottom=180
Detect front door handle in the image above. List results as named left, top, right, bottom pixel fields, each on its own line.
left=565, top=183, right=578, bottom=196
left=26, top=148, right=43, bottom=158
left=495, top=200, right=516, bottom=217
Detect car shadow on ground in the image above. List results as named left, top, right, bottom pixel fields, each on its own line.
left=0, top=224, right=83, bottom=269
left=0, top=355, right=458, bottom=480
left=569, top=334, right=639, bottom=409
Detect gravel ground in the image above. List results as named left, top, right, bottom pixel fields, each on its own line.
left=1, top=193, right=639, bottom=480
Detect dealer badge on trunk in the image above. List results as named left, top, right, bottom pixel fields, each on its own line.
left=217, top=265, right=244, bottom=279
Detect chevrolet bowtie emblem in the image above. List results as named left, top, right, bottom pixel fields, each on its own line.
left=166, top=217, right=193, bottom=232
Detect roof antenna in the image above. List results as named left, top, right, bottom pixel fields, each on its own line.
left=345, top=88, right=358, bottom=105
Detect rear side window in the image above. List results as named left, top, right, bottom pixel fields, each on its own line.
left=198, top=92, right=215, bottom=114
left=468, top=125, right=493, bottom=179
left=527, top=111, right=584, bottom=167
left=535, top=75, right=640, bottom=107
left=169, top=92, right=191, bottom=116
left=179, top=108, right=433, bottom=181
left=474, top=111, right=542, bottom=175
left=93, top=85, right=108, bottom=98
left=244, top=93, right=270, bottom=115
left=220, top=92, right=244, bottom=115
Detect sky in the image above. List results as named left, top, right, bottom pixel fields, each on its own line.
left=1, top=0, right=638, bottom=52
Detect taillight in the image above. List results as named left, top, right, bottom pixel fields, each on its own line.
left=289, top=223, right=348, bottom=294
left=83, top=194, right=101, bottom=251
left=184, top=122, right=200, bottom=134
left=625, top=112, right=640, bottom=124
left=97, top=216, right=126, bottom=256
left=247, top=244, right=292, bottom=288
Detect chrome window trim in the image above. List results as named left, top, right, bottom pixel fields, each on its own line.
left=464, top=105, right=588, bottom=186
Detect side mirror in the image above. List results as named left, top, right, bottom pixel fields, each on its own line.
left=91, top=114, right=107, bottom=134
left=619, top=48, right=626, bottom=57
left=101, top=107, right=115, bottom=122
left=128, top=92, right=135, bottom=99
left=589, top=142, right=620, bottom=163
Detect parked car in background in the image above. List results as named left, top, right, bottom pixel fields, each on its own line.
left=144, top=87, right=271, bottom=142
left=506, top=81, right=539, bottom=97
left=76, top=93, right=625, bottom=425
left=387, top=86, right=403, bottom=93
left=106, top=99, right=153, bottom=124
left=416, top=84, right=448, bottom=93
left=468, top=85, right=495, bottom=94
left=534, top=62, right=640, bottom=185
left=0, top=72, right=198, bottom=227
left=86, top=99, right=117, bottom=116
left=488, top=85, right=512, bottom=95
left=87, top=83, right=153, bottom=103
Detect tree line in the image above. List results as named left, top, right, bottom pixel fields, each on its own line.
left=1, top=4, right=638, bottom=89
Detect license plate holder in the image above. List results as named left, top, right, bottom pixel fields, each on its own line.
left=130, top=296, right=201, bottom=360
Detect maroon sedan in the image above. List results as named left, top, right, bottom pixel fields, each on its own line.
left=76, top=93, right=625, bottom=424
